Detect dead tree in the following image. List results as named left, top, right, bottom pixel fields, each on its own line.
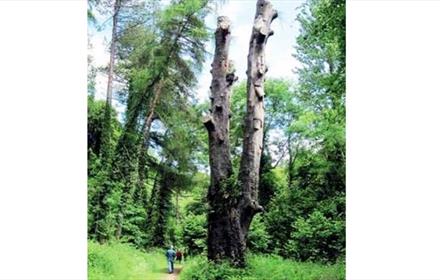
left=100, top=0, right=121, bottom=164
left=204, top=0, right=277, bottom=267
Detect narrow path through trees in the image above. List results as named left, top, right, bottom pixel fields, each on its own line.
left=163, top=265, right=182, bottom=280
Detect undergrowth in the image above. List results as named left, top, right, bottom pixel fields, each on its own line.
left=88, top=241, right=344, bottom=280
left=88, top=241, right=167, bottom=280
left=180, top=254, right=345, bottom=280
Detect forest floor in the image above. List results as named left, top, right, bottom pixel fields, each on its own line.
left=163, top=264, right=182, bottom=280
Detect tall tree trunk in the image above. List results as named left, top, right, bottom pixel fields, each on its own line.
left=205, top=0, right=277, bottom=267
left=175, top=190, right=179, bottom=220
left=132, top=20, right=187, bottom=218
left=137, top=80, right=164, bottom=196
left=95, top=11, right=195, bottom=243
left=92, top=2, right=120, bottom=237
left=145, top=169, right=160, bottom=226
left=100, top=0, right=120, bottom=164
left=287, top=136, right=300, bottom=189
left=149, top=162, right=174, bottom=247
left=238, top=0, right=277, bottom=215
left=204, top=15, right=238, bottom=264
left=236, top=0, right=277, bottom=264
left=287, top=133, right=293, bottom=189
left=106, top=0, right=119, bottom=109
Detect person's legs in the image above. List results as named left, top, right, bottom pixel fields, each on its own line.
left=167, top=260, right=172, bottom=273
left=171, top=261, right=174, bottom=272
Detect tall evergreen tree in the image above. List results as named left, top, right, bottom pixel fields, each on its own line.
left=91, top=0, right=211, bottom=244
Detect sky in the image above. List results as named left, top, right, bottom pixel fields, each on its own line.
left=89, top=0, right=305, bottom=111
left=197, top=0, right=304, bottom=102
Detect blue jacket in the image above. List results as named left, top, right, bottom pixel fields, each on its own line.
left=166, top=249, right=176, bottom=262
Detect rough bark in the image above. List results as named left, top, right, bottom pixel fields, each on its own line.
left=237, top=0, right=277, bottom=234
left=205, top=0, right=277, bottom=267
left=205, top=16, right=238, bottom=264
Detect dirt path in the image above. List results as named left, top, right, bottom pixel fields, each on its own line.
left=163, top=265, right=182, bottom=280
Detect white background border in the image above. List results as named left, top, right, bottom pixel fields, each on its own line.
left=1, top=0, right=440, bottom=279
left=347, top=0, right=440, bottom=279
left=0, top=0, right=87, bottom=279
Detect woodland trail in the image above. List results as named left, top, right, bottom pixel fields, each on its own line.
left=162, top=264, right=182, bottom=280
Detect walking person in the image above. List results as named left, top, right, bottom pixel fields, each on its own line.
left=165, top=245, right=176, bottom=274
left=176, top=249, right=183, bottom=264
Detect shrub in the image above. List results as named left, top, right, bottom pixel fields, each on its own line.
left=182, top=213, right=207, bottom=255
left=285, top=210, right=345, bottom=263
left=247, top=214, right=270, bottom=253
left=180, top=254, right=345, bottom=280
left=180, top=256, right=248, bottom=280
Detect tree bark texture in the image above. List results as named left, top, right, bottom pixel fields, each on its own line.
left=205, top=0, right=277, bottom=267
left=237, top=0, right=277, bottom=233
left=204, top=16, right=238, bottom=264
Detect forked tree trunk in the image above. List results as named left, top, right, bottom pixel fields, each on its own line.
left=205, top=0, right=277, bottom=267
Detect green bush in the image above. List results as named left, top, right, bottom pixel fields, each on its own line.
left=247, top=214, right=270, bottom=253
left=182, top=213, right=207, bottom=255
left=264, top=186, right=345, bottom=262
left=285, top=210, right=345, bottom=263
left=180, top=254, right=345, bottom=280
left=180, top=256, right=248, bottom=280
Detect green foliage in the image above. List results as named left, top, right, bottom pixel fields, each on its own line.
left=247, top=255, right=344, bottom=280
left=180, top=254, right=345, bottom=280
left=146, top=165, right=174, bottom=247
left=182, top=213, right=207, bottom=255
left=180, top=256, right=247, bottom=280
left=265, top=164, right=345, bottom=262
left=184, top=172, right=209, bottom=215
left=184, top=198, right=207, bottom=216
left=88, top=241, right=165, bottom=280
left=89, top=0, right=212, bottom=245
left=87, top=96, right=121, bottom=159
left=88, top=97, right=122, bottom=239
left=88, top=0, right=346, bottom=268
left=260, top=0, right=346, bottom=264
left=258, top=161, right=283, bottom=210
left=230, top=79, right=296, bottom=210
left=247, top=214, right=270, bottom=254
left=286, top=210, right=345, bottom=263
